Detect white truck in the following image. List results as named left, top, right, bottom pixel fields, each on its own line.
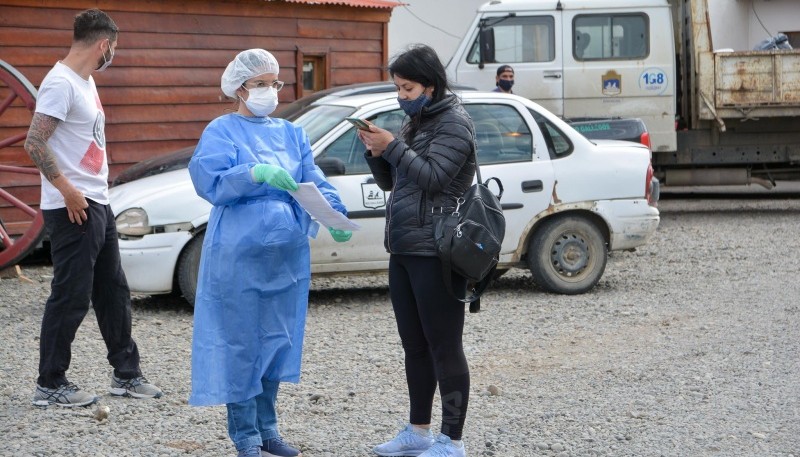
left=446, top=0, right=800, bottom=188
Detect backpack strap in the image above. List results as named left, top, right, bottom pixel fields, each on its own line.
left=438, top=137, right=493, bottom=312
left=442, top=258, right=496, bottom=311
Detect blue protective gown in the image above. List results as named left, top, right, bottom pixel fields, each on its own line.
left=187, top=113, right=346, bottom=406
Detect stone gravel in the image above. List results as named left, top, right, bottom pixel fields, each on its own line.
left=1, top=196, right=799, bottom=457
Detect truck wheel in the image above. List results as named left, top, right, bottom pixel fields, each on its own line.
left=177, top=231, right=204, bottom=307
left=527, top=215, right=607, bottom=294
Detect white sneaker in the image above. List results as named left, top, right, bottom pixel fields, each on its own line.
left=418, top=434, right=466, bottom=457
left=373, top=424, right=435, bottom=456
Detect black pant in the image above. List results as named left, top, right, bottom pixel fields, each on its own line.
left=389, top=254, right=470, bottom=441
left=37, top=199, right=141, bottom=388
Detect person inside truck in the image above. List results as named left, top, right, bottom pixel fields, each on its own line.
left=492, top=64, right=514, bottom=93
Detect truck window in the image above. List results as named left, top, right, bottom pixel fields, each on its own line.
left=573, top=14, right=648, bottom=60
left=467, top=16, right=555, bottom=64
left=464, top=103, right=533, bottom=164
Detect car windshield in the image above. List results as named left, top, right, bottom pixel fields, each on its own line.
left=289, top=104, right=356, bottom=144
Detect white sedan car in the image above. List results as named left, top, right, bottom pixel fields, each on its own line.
left=109, top=89, right=659, bottom=305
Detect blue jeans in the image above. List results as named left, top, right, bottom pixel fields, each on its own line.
left=226, top=379, right=281, bottom=450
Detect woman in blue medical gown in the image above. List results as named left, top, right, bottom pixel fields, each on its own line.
left=187, top=49, right=351, bottom=457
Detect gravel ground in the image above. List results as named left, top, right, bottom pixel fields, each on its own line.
left=1, top=197, right=799, bottom=457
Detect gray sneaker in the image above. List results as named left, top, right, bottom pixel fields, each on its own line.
left=109, top=375, right=163, bottom=398
left=32, top=383, right=99, bottom=407
left=373, top=424, right=434, bottom=456
left=418, top=434, right=466, bottom=457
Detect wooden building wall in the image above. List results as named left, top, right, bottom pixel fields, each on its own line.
left=0, top=0, right=393, bottom=235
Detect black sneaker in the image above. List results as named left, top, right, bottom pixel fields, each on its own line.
left=32, top=383, right=99, bottom=407
left=261, top=437, right=302, bottom=457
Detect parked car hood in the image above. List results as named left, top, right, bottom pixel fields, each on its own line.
left=109, top=168, right=210, bottom=227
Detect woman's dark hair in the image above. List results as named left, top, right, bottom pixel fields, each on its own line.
left=388, top=44, right=453, bottom=141
left=73, top=8, right=118, bottom=44
left=388, top=44, right=451, bottom=103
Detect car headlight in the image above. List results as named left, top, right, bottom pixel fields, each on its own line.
left=116, top=208, right=151, bottom=236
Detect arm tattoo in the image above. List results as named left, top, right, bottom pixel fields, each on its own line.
left=25, top=113, right=62, bottom=183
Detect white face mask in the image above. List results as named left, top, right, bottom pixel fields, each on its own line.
left=241, top=86, right=278, bottom=117
left=96, top=39, right=114, bottom=72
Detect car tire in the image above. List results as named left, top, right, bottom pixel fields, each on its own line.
left=527, top=215, right=607, bottom=294
left=177, top=230, right=204, bottom=307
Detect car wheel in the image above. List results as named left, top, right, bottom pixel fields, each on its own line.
left=527, top=215, right=607, bottom=294
left=177, top=231, right=204, bottom=307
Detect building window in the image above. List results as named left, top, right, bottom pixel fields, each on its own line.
left=302, top=56, right=326, bottom=94
left=783, top=31, right=800, bottom=49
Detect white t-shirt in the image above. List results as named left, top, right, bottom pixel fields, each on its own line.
left=35, top=61, right=110, bottom=209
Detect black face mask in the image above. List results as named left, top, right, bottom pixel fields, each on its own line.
left=498, top=79, right=514, bottom=92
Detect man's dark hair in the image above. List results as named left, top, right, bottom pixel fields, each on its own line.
left=388, top=44, right=451, bottom=104
left=496, top=65, right=514, bottom=76
left=73, top=8, right=118, bottom=44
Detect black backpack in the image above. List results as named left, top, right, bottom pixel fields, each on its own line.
left=434, top=155, right=505, bottom=313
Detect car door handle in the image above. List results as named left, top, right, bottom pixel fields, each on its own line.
left=521, top=180, right=543, bottom=192
left=543, top=72, right=562, bottom=79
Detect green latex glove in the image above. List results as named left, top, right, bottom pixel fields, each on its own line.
left=252, top=164, right=298, bottom=191
left=328, top=227, right=352, bottom=243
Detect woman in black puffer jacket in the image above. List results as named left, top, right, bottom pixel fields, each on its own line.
left=358, top=44, right=476, bottom=457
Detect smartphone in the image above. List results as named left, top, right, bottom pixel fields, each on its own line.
left=345, top=117, right=372, bottom=131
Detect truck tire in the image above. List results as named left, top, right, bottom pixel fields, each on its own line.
left=527, top=215, right=607, bottom=294
left=177, top=231, right=204, bottom=307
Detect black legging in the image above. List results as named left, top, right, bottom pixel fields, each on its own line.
left=388, top=254, right=470, bottom=440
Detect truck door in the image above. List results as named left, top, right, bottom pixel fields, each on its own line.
left=449, top=13, right=564, bottom=116
left=560, top=7, right=676, bottom=152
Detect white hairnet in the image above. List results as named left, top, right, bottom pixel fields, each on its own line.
left=220, top=49, right=280, bottom=98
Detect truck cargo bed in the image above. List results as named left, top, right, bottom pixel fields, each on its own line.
left=712, top=50, right=800, bottom=117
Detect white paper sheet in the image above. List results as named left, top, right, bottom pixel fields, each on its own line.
left=289, top=182, right=361, bottom=231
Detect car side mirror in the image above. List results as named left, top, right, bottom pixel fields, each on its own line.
left=316, top=157, right=346, bottom=176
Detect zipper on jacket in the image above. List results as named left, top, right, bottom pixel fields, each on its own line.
left=417, top=191, right=426, bottom=228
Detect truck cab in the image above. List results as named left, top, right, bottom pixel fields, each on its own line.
left=448, top=0, right=800, bottom=188
left=446, top=0, right=676, bottom=153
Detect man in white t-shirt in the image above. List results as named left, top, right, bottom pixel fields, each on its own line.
left=24, top=8, right=161, bottom=407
